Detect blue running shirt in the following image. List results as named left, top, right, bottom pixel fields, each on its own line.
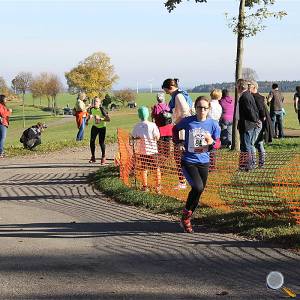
left=175, top=116, right=221, bottom=164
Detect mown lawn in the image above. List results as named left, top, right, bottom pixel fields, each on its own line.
left=4, top=92, right=299, bottom=156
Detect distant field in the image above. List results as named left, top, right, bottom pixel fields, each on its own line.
left=4, top=92, right=299, bottom=152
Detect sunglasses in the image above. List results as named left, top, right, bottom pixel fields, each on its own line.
left=196, top=106, right=209, bottom=110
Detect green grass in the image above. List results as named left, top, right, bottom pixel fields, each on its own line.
left=3, top=92, right=299, bottom=157
left=91, top=165, right=300, bottom=249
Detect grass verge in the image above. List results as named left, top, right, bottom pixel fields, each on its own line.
left=91, top=165, right=300, bottom=250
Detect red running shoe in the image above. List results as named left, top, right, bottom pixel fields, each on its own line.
left=180, top=209, right=193, bottom=233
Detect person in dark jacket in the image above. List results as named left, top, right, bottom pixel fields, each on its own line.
left=294, top=86, right=300, bottom=125
left=20, top=122, right=47, bottom=150
left=249, top=81, right=272, bottom=167
left=237, top=79, right=260, bottom=171
left=267, top=83, right=284, bottom=138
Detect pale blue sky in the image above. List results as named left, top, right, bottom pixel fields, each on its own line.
left=1, top=0, right=299, bottom=90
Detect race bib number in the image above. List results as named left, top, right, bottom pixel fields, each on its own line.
left=188, top=128, right=209, bottom=153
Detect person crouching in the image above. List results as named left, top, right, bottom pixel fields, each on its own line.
left=20, top=122, right=47, bottom=150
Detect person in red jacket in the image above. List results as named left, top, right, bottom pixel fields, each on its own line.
left=0, top=95, right=12, bottom=158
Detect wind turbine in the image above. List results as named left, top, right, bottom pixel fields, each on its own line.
left=148, top=79, right=154, bottom=93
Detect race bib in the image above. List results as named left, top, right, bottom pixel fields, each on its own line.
left=188, top=128, right=209, bottom=153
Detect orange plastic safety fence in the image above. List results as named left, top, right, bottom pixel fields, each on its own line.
left=117, top=128, right=300, bottom=225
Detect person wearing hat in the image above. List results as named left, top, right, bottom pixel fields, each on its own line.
left=132, top=106, right=161, bottom=192
left=20, top=122, right=47, bottom=150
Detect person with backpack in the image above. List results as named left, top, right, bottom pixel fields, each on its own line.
left=88, top=97, right=110, bottom=164
left=162, top=78, right=193, bottom=189
left=219, top=89, right=234, bottom=148
left=0, top=95, right=12, bottom=158
left=151, top=93, right=170, bottom=127
left=151, top=93, right=173, bottom=156
left=20, top=122, right=47, bottom=150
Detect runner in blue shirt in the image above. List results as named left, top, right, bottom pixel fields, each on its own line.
left=173, top=96, right=221, bottom=233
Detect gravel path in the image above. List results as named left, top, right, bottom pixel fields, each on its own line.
left=0, top=144, right=299, bottom=299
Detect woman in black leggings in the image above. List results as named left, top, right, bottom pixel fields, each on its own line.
left=89, top=97, right=110, bottom=164
left=173, top=96, right=221, bottom=233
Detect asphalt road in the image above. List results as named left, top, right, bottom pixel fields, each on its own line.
left=0, top=145, right=299, bottom=300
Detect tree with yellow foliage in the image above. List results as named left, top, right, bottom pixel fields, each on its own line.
left=65, top=52, right=119, bottom=99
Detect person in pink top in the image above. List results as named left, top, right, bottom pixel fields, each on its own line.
left=219, top=89, right=234, bottom=148
left=0, top=95, right=12, bottom=158
left=151, top=93, right=170, bottom=127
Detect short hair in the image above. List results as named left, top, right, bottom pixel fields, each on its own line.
left=156, top=92, right=165, bottom=103
left=194, top=96, right=211, bottom=109
left=237, top=78, right=249, bottom=91
left=210, top=89, right=222, bottom=100
left=222, top=89, right=229, bottom=98
left=272, top=83, right=278, bottom=89
left=161, top=78, right=179, bottom=89
left=296, top=86, right=300, bottom=93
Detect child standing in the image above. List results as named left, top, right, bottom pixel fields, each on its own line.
left=132, top=106, right=161, bottom=192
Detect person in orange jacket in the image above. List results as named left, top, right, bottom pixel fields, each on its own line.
left=0, top=95, right=12, bottom=158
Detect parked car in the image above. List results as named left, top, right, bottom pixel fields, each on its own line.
left=63, top=107, right=73, bottom=115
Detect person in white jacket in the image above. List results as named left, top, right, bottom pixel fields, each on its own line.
left=208, top=89, right=222, bottom=121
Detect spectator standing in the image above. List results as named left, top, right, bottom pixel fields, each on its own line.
left=151, top=93, right=173, bottom=156
left=88, top=97, right=110, bottom=164
left=173, top=96, right=220, bottom=233
left=249, top=81, right=272, bottom=167
left=74, top=92, right=90, bottom=141
left=294, top=86, right=300, bottom=125
left=132, top=106, right=161, bottom=192
left=151, top=93, right=170, bottom=127
left=0, top=95, right=12, bottom=158
left=219, top=89, right=234, bottom=148
left=267, top=83, right=285, bottom=138
left=208, top=89, right=222, bottom=170
left=162, top=78, right=193, bottom=189
left=208, top=89, right=222, bottom=121
left=237, top=79, right=261, bottom=171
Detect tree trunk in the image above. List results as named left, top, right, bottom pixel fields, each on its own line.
left=54, top=96, right=58, bottom=116
left=39, top=96, right=42, bottom=107
left=231, top=0, right=245, bottom=151
left=52, top=96, right=55, bottom=115
left=22, top=93, right=26, bottom=128
left=47, top=96, right=51, bottom=109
